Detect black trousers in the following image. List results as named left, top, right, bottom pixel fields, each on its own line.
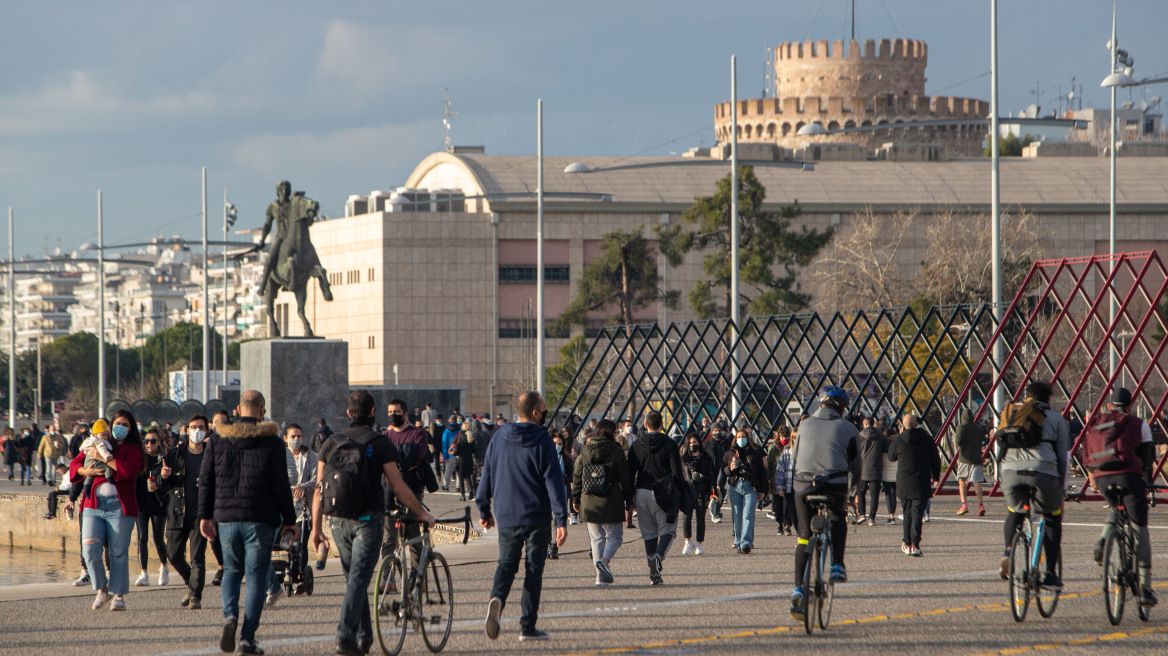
left=856, top=480, right=882, bottom=519
left=901, top=497, right=927, bottom=548
left=46, top=490, right=68, bottom=517
left=166, top=518, right=209, bottom=597
left=137, top=513, right=167, bottom=571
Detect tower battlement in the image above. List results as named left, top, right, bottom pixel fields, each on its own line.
left=776, top=38, right=927, bottom=62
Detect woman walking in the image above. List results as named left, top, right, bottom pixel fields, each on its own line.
left=70, top=410, right=145, bottom=610
left=723, top=429, right=767, bottom=554
left=548, top=431, right=574, bottom=559
left=135, top=428, right=169, bottom=586
left=681, top=432, right=716, bottom=554
left=571, top=419, right=634, bottom=585
left=455, top=421, right=477, bottom=501
left=3, top=427, right=19, bottom=481
left=769, top=426, right=796, bottom=536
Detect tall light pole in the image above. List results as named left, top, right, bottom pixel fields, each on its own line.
left=98, top=191, right=106, bottom=417
left=730, top=54, right=741, bottom=420
left=990, top=0, right=1004, bottom=413
left=223, top=189, right=231, bottom=384
left=8, top=207, right=15, bottom=428
left=202, top=167, right=210, bottom=402
left=536, top=99, right=545, bottom=397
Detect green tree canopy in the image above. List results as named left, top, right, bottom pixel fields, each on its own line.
left=656, top=166, right=833, bottom=320
left=984, top=133, right=1036, bottom=157
left=555, top=229, right=678, bottom=333
left=546, top=334, right=595, bottom=413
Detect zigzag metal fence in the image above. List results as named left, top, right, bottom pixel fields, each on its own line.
left=549, top=252, right=1168, bottom=497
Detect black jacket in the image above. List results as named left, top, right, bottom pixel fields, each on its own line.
left=135, top=452, right=166, bottom=518
left=682, top=446, right=717, bottom=500
left=887, top=427, right=942, bottom=500
left=722, top=444, right=768, bottom=492
left=627, top=431, right=683, bottom=490
left=859, top=427, right=888, bottom=481
left=198, top=418, right=296, bottom=527
left=156, top=440, right=205, bottom=530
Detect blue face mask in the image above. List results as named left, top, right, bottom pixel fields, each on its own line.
left=555, top=444, right=563, bottom=454
left=112, top=424, right=130, bottom=441
left=736, top=437, right=748, bottom=448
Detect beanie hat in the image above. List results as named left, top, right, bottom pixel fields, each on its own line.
left=91, top=418, right=110, bottom=436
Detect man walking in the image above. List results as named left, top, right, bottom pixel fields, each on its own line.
left=310, top=390, right=434, bottom=656
left=888, top=414, right=941, bottom=557
left=199, top=391, right=298, bottom=655
left=856, top=416, right=887, bottom=525
left=477, top=391, right=567, bottom=642
left=627, top=410, right=684, bottom=584
left=954, top=410, right=987, bottom=516
left=158, top=414, right=213, bottom=609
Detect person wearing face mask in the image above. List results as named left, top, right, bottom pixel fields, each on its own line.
left=547, top=433, right=574, bottom=560
left=134, top=428, right=169, bottom=586
left=768, top=426, right=796, bottom=536
left=441, top=415, right=460, bottom=492
left=571, top=418, right=634, bottom=584
left=724, top=429, right=767, bottom=554
left=455, top=421, right=478, bottom=501
left=382, top=399, right=438, bottom=561
left=680, top=432, right=716, bottom=555
left=68, top=410, right=146, bottom=612
left=627, top=410, right=684, bottom=585
left=283, top=423, right=317, bottom=594
left=157, top=415, right=214, bottom=609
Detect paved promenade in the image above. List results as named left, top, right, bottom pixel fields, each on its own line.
left=2, top=479, right=1167, bottom=656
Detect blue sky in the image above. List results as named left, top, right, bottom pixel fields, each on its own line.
left=3, top=1, right=1166, bottom=255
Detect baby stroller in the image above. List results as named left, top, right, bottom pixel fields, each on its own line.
left=271, top=518, right=314, bottom=596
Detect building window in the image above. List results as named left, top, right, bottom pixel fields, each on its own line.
left=499, top=319, right=569, bottom=339
left=368, top=268, right=375, bottom=282
left=499, top=265, right=569, bottom=284
left=368, top=335, right=375, bottom=349
left=346, top=270, right=361, bottom=284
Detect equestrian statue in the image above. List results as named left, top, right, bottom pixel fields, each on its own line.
left=255, top=180, right=333, bottom=337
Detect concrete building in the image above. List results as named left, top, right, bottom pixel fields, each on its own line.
left=278, top=149, right=1168, bottom=416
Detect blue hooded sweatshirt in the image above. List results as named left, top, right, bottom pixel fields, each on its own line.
left=475, top=420, right=568, bottom=529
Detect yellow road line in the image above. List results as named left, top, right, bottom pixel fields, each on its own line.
left=968, top=625, right=1168, bottom=655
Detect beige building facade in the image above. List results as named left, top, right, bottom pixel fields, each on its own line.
left=275, top=150, right=1168, bottom=416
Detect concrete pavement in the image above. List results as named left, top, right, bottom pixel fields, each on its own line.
left=2, top=483, right=1167, bottom=656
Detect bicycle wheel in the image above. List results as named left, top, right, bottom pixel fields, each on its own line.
left=802, top=541, right=818, bottom=635
left=817, top=539, right=834, bottom=630
left=373, top=555, right=407, bottom=656
left=1036, top=547, right=1060, bottom=618
left=1008, top=529, right=1030, bottom=622
left=1102, top=530, right=1126, bottom=626
left=419, top=552, right=455, bottom=652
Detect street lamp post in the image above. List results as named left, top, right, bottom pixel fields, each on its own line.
left=730, top=54, right=741, bottom=421
left=536, top=100, right=545, bottom=398
left=990, top=0, right=1004, bottom=415
left=8, top=208, right=15, bottom=429
left=98, top=191, right=106, bottom=417
left=202, top=167, right=210, bottom=403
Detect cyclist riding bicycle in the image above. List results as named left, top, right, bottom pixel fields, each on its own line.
left=1087, top=386, right=1157, bottom=608
left=789, top=385, right=860, bottom=621
left=997, top=380, right=1070, bottom=591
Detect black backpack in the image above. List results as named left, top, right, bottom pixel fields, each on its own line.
left=996, top=399, right=1046, bottom=451
left=319, top=428, right=380, bottom=519
left=580, top=461, right=611, bottom=496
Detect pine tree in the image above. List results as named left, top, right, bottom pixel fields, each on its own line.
left=656, top=166, right=833, bottom=320
left=555, top=229, right=678, bottom=331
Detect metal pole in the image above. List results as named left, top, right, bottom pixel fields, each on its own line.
left=730, top=55, right=741, bottom=419
left=536, top=99, right=545, bottom=397
left=1109, top=7, right=1119, bottom=377
left=223, top=187, right=229, bottom=386
left=990, top=0, right=1004, bottom=414
left=492, top=212, right=499, bottom=413
left=8, top=208, right=14, bottom=428
left=35, top=338, right=41, bottom=424
left=98, top=191, right=106, bottom=417
left=202, top=167, right=210, bottom=402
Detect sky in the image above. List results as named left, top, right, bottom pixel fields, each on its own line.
left=3, top=1, right=1167, bottom=256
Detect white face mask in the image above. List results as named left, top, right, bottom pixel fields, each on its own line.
left=288, top=437, right=303, bottom=451
left=189, top=428, right=206, bottom=445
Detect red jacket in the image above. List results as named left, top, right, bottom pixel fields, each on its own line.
left=69, top=442, right=143, bottom=517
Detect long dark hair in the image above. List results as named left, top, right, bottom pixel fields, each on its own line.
left=111, top=409, right=148, bottom=475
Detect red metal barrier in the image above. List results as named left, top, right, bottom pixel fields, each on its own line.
left=934, top=251, right=1168, bottom=498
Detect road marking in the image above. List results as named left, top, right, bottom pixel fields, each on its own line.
left=966, top=625, right=1168, bottom=655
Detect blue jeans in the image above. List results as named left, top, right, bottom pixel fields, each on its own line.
left=82, top=496, right=136, bottom=595
left=218, top=522, right=275, bottom=644
left=330, top=514, right=384, bottom=645
left=728, top=479, right=758, bottom=549
left=19, top=462, right=31, bottom=483
left=490, top=524, right=550, bottom=632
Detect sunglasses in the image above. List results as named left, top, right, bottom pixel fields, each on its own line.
left=144, top=440, right=160, bottom=445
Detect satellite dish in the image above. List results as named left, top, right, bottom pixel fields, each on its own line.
left=1138, top=100, right=1149, bottom=111
left=1025, top=104, right=1039, bottom=118
left=1152, top=97, right=1162, bottom=105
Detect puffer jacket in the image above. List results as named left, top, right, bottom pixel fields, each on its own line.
left=571, top=433, right=634, bottom=524
left=859, top=427, right=888, bottom=481
left=198, top=418, right=296, bottom=527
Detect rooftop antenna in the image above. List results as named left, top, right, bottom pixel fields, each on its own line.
left=764, top=43, right=774, bottom=98
left=850, top=0, right=856, bottom=41
left=443, top=87, right=457, bottom=153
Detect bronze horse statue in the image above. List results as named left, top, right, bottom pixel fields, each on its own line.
left=257, top=180, right=333, bottom=337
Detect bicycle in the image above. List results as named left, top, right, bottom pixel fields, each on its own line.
left=373, top=506, right=471, bottom=655
left=1005, top=501, right=1060, bottom=622
left=1101, top=483, right=1155, bottom=625
left=800, top=495, right=836, bottom=634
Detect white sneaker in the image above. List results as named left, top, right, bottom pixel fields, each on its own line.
left=110, top=595, right=126, bottom=611
left=92, top=589, right=112, bottom=610
left=694, top=543, right=705, bottom=555
left=135, top=572, right=150, bottom=586
left=682, top=539, right=694, bottom=555
left=159, top=565, right=170, bottom=586
left=74, top=571, right=91, bottom=587
left=568, top=515, right=578, bottom=525
left=265, top=586, right=284, bottom=608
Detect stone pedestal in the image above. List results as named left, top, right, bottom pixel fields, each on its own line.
left=241, top=339, right=349, bottom=432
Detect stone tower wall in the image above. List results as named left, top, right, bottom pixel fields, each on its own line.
left=713, top=38, right=989, bottom=157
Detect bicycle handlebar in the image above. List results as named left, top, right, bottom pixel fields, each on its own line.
left=389, top=506, right=474, bottom=544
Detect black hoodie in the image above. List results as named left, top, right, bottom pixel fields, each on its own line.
left=627, top=431, right=684, bottom=490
